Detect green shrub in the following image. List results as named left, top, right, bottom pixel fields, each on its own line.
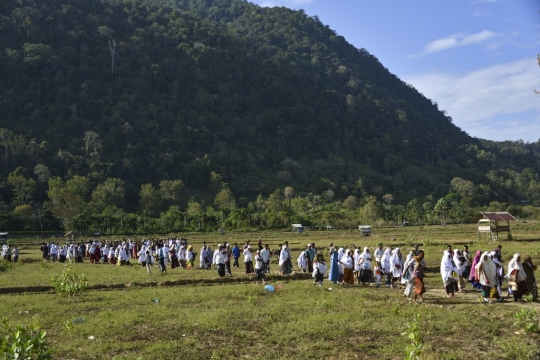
left=0, top=317, right=51, bottom=359
left=513, top=308, right=539, bottom=334
left=402, top=314, right=430, bottom=360
left=50, top=264, right=88, bottom=297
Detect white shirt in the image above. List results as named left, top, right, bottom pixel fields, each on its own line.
left=255, top=255, right=264, bottom=270
left=243, top=248, right=252, bottom=262
left=213, top=250, right=225, bottom=265
left=260, top=248, right=271, bottom=262
left=374, top=247, right=384, bottom=262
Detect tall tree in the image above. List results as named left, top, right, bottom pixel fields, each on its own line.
left=7, top=167, right=36, bottom=206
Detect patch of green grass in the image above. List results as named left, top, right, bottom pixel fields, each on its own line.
left=2, top=223, right=540, bottom=358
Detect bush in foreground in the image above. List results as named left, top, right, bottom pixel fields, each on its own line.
left=0, top=317, right=50, bottom=359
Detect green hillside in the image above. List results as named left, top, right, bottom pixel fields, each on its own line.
left=0, top=0, right=539, bottom=232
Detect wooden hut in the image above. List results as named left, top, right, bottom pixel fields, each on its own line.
left=478, top=212, right=516, bottom=241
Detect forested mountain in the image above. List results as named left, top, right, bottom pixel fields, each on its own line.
left=1, top=0, right=540, bottom=233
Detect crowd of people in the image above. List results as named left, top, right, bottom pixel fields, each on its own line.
left=319, top=243, right=427, bottom=302
left=318, top=242, right=538, bottom=304
left=1, top=243, right=19, bottom=262
left=10, top=237, right=537, bottom=304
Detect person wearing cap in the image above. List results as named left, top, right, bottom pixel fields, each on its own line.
left=244, top=245, right=254, bottom=274
left=254, top=250, right=266, bottom=284
left=305, top=243, right=315, bottom=273
left=261, top=244, right=271, bottom=274
left=213, top=244, right=226, bottom=277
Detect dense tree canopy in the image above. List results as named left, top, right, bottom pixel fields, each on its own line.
left=0, top=0, right=539, bottom=233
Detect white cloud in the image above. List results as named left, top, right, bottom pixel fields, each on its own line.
left=259, top=0, right=314, bottom=7
left=419, top=30, right=497, bottom=55
left=465, top=114, right=540, bottom=142
left=402, top=58, right=540, bottom=141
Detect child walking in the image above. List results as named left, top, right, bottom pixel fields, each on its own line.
left=145, top=250, right=152, bottom=275
left=313, top=252, right=327, bottom=286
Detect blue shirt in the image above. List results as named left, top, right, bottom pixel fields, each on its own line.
left=232, top=247, right=240, bottom=258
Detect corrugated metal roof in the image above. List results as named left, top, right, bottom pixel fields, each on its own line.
left=480, top=212, right=517, bottom=221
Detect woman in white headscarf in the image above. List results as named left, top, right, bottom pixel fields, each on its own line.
left=475, top=251, right=499, bottom=303
left=490, top=251, right=504, bottom=296
left=338, top=249, right=355, bottom=287
left=402, top=251, right=415, bottom=298
left=390, top=248, right=403, bottom=289
left=381, top=248, right=392, bottom=286
left=358, top=247, right=373, bottom=285
left=508, top=253, right=528, bottom=302
left=297, top=251, right=307, bottom=272
left=353, top=248, right=361, bottom=278
left=440, top=250, right=458, bottom=298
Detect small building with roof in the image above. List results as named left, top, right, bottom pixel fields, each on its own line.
left=478, top=212, right=516, bottom=241
left=291, top=224, right=304, bottom=234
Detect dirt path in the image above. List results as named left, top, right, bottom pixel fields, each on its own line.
left=1, top=272, right=539, bottom=310
left=413, top=286, right=540, bottom=309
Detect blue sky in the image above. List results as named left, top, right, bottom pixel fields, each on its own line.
left=249, top=0, right=540, bottom=142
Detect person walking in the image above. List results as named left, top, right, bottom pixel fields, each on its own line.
left=244, top=245, right=253, bottom=274
left=508, top=253, right=528, bottom=302
left=157, top=244, right=167, bottom=274
left=279, top=242, right=291, bottom=275
left=338, top=249, right=354, bottom=287
left=411, top=251, right=426, bottom=303
left=232, top=243, right=241, bottom=268
left=145, top=250, right=153, bottom=275
left=441, top=249, right=458, bottom=298
left=261, top=244, right=271, bottom=274
left=213, top=244, right=226, bottom=277
left=254, top=250, right=266, bottom=285
left=313, top=252, right=327, bottom=287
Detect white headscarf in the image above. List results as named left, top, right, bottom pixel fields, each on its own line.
left=440, top=250, right=457, bottom=283
left=406, top=251, right=413, bottom=262
left=338, top=248, right=345, bottom=262
left=452, top=250, right=465, bottom=275
left=354, top=248, right=361, bottom=271
left=390, top=248, right=403, bottom=277
left=359, top=247, right=372, bottom=270
left=476, top=251, right=496, bottom=286
left=381, top=248, right=391, bottom=272
left=508, top=253, right=526, bottom=282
